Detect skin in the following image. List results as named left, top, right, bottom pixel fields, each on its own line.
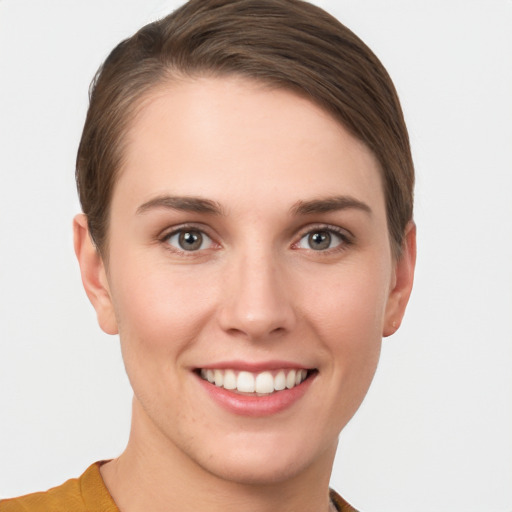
left=74, top=76, right=416, bottom=512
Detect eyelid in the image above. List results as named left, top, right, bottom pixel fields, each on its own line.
left=159, top=221, right=215, bottom=238
left=159, top=223, right=220, bottom=253
left=296, top=222, right=353, bottom=239
left=292, top=223, right=354, bottom=250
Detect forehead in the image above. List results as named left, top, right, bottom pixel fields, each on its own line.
left=113, top=76, right=385, bottom=217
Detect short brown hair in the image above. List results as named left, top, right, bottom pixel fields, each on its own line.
left=76, top=0, right=414, bottom=258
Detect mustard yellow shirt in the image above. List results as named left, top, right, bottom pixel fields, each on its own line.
left=0, top=462, right=358, bottom=512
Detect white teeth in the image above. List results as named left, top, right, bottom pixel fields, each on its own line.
left=286, top=370, right=296, bottom=389
left=237, top=371, right=255, bottom=392
left=199, top=368, right=309, bottom=394
left=223, top=369, right=237, bottom=390
left=214, top=369, right=224, bottom=387
left=274, top=370, right=286, bottom=391
left=295, top=369, right=307, bottom=385
left=255, top=371, right=274, bottom=394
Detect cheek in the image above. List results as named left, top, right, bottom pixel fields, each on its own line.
left=109, top=259, right=219, bottom=360
left=303, top=263, right=388, bottom=384
left=305, top=262, right=389, bottom=337
left=108, top=261, right=221, bottom=416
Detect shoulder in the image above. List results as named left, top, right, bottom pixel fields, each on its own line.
left=0, top=462, right=118, bottom=512
left=0, top=477, right=84, bottom=512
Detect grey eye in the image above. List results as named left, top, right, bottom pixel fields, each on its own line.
left=166, top=229, right=213, bottom=251
left=297, top=230, right=343, bottom=251
left=308, top=231, right=331, bottom=250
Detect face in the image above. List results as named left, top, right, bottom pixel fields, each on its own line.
left=76, top=76, right=414, bottom=486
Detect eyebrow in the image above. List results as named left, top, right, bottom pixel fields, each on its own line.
left=136, top=194, right=371, bottom=217
left=136, top=195, right=224, bottom=215
left=290, top=196, right=372, bottom=216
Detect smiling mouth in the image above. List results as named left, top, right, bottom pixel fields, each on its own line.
left=197, top=368, right=315, bottom=395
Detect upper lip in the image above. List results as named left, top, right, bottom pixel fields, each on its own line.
left=195, top=360, right=314, bottom=372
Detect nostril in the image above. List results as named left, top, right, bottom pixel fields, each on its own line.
left=223, top=322, right=288, bottom=340
left=217, top=268, right=297, bottom=339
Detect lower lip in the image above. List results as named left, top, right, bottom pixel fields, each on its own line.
left=196, top=373, right=316, bottom=417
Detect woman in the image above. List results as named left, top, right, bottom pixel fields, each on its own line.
left=0, top=0, right=415, bottom=510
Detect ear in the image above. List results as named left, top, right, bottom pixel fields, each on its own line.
left=73, top=214, right=118, bottom=335
left=383, top=221, right=416, bottom=337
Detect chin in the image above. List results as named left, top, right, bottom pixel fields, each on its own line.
left=198, top=450, right=317, bottom=486
left=182, top=429, right=338, bottom=487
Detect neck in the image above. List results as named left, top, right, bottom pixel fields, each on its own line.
left=101, top=398, right=337, bottom=512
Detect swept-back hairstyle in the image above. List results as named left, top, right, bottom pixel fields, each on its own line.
left=76, top=0, right=414, bottom=258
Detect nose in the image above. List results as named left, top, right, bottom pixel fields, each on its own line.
left=217, top=249, right=297, bottom=341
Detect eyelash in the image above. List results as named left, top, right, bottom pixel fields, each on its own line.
left=293, top=224, right=353, bottom=254
left=159, top=224, right=217, bottom=256
left=158, top=223, right=353, bottom=256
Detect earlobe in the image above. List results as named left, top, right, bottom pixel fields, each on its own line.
left=383, top=221, right=416, bottom=337
left=73, top=214, right=118, bottom=335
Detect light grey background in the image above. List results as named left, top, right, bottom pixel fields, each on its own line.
left=1, top=1, right=511, bottom=511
